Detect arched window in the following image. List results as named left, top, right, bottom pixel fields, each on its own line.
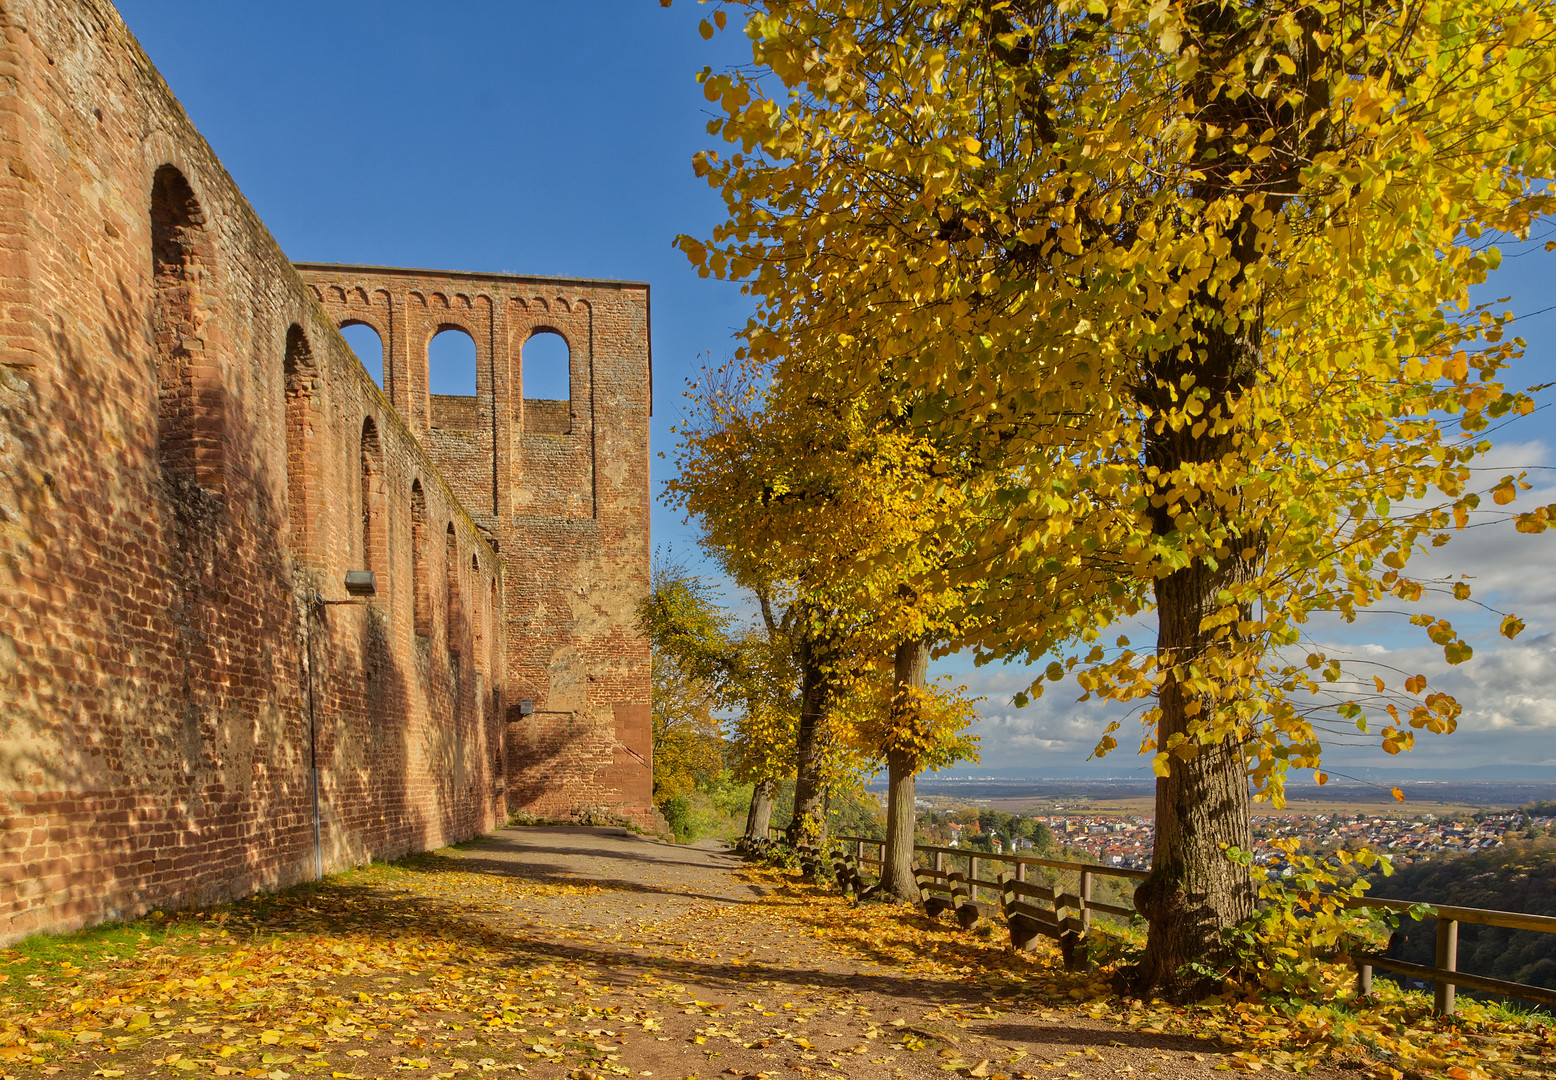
left=522, top=330, right=571, bottom=434
left=429, top=327, right=477, bottom=396
left=522, top=330, right=570, bottom=400
left=446, top=523, right=462, bottom=655
left=428, top=327, right=477, bottom=433
left=151, top=165, right=223, bottom=492
left=470, top=553, right=485, bottom=663
left=410, top=479, right=430, bottom=636
left=488, top=577, right=499, bottom=672
left=340, top=322, right=385, bottom=391
left=359, top=418, right=386, bottom=575
left=284, top=326, right=319, bottom=565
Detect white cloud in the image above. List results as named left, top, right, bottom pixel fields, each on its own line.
left=929, top=440, right=1556, bottom=774
left=929, top=661, right=1144, bottom=775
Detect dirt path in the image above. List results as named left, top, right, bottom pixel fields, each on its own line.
left=419, top=827, right=1332, bottom=1080
left=2, top=826, right=1356, bottom=1080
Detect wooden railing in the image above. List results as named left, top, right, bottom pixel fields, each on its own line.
left=836, top=834, right=1146, bottom=925
left=1341, top=895, right=1556, bottom=1014
left=807, top=834, right=1556, bottom=1015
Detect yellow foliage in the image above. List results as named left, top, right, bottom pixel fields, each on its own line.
left=650, top=650, right=726, bottom=802
left=680, top=0, right=1556, bottom=798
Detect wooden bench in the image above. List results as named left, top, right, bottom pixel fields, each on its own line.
left=794, top=842, right=828, bottom=880
left=831, top=849, right=875, bottom=898
left=914, top=867, right=996, bottom=929
left=739, top=835, right=775, bottom=857
left=1001, top=877, right=1089, bottom=969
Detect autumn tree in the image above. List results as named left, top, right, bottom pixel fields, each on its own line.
left=669, top=365, right=988, bottom=878
left=665, top=377, right=868, bottom=846
left=742, top=391, right=986, bottom=901
left=649, top=644, right=725, bottom=806
left=638, top=559, right=801, bottom=845
left=844, top=658, right=982, bottom=900
left=682, top=0, right=1556, bottom=995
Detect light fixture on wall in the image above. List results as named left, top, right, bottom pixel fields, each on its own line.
left=518, top=699, right=534, bottom=717
left=313, top=571, right=375, bottom=608
left=304, top=569, right=376, bottom=884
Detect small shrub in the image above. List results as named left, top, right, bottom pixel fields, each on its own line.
left=1219, top=838, right=1398, bottom=1000
left=660, top=794, right=693, bottom=842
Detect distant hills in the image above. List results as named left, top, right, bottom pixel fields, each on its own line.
left=916, top=764, right=1556, bottom=783
left=1299, top=764, right=1556, bottom=784
left=882, top=764, right=1553, bottom=809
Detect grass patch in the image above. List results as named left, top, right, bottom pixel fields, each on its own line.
left=0, top=914, right=199, bottom=1006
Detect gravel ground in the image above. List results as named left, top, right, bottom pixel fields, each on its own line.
left=423, top=826, right=1350, bottom=1080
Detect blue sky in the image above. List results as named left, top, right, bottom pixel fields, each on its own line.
left=116, top=1, right=1556, bottom=779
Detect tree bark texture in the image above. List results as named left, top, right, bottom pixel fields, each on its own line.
left=744, top=776, right=777, bottom=845
left=1133, top=333, right=1261, bottom=993
left=1132, top=562, right=1256, bottom=995
left=881, top=636, right=930, bottom=903
left=787, top=630, right=837, bottom=847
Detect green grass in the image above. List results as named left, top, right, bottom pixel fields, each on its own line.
left=1479, top=997, right=1554, bottom=1026
left=0, top=914, right=196, bottom=1009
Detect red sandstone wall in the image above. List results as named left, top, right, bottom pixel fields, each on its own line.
left=296, top=266, right=654, bottom=827
left=0, top=0, right=506, bottom=942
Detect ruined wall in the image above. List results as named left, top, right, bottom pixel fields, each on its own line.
left=297, top=266, right=654, bottom=827
left=0, top=0, right=506, bottom=942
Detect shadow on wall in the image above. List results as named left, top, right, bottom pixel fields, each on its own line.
left=311, top=593, right=431, bottom=869
left=0, top=246, right=320, bottom=929
left=501, top=710, right=614, bottom=818
left=0, top=165, right=490, bottom=937
left=297, top=345, right=494, bottom=869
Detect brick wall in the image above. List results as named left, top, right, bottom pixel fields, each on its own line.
left=0, top=0, right=516, bottom=942
left=296, top=265, right=654, bottom=828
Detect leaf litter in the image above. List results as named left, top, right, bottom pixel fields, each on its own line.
left=0, top=830, right=1548, bottom=1080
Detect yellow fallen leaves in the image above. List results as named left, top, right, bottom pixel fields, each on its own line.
left=728, top=863, right=1554, bottom=1080
left=0, top=854, right=646, bottom=1079
left=2, top=845, right=1550, bottom=1080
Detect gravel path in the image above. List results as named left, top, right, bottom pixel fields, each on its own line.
left=434, top=826, right=1346, bottom=1080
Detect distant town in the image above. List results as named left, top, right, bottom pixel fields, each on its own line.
left=906, top=796, right=1556, bottom=874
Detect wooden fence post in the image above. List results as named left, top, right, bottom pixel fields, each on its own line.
left=1079, top=870, right=1093, bottom=934
left=1435, top=918, right=1459, bottom=1016
left=1356, top=961, right=1372, bottom=998
left=969, top=857, right=979, bottom=904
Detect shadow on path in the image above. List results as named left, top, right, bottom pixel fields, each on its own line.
left=226, top=872, right=1215, bottom=1056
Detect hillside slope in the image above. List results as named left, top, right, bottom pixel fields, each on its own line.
left=1368, top=839, right=1556, bottom=998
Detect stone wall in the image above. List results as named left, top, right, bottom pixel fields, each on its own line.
left=297, top=265, right=654, bottom=828
left=0, top=0, right=515, bottom=941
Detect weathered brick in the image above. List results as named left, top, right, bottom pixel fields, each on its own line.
left=0, top=0, right=652, bottom=943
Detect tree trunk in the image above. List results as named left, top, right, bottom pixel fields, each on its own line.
left=744, top=776, right=777, bottom=845
left=881, top=749, right=919, bottom=901
left=787, top=632, right=834, bottom=847
left=1132, top=561, right=1256, bottom=997
left=880, top=636, right=929, bottom=903
left=1131, top=363, right=1261, bottom=996
left=1129, top=9, right=1288, bottom=992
